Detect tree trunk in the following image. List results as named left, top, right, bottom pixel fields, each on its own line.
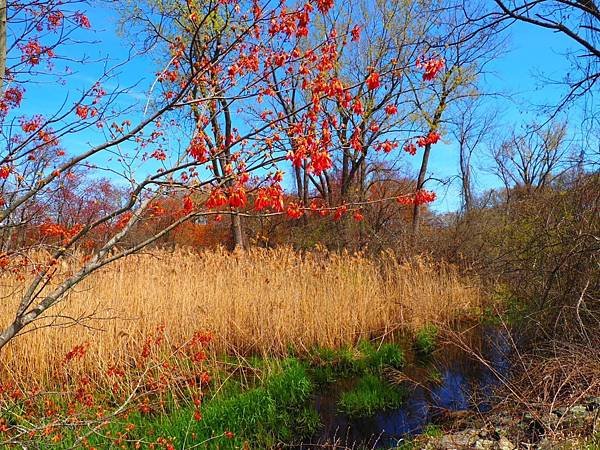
left=230, top=212, right=246, bottom=250
left=0, top=0, right=5, bottom=93
left=294, top=165, right=303, bottom=203
left=460, top=149, right=473, bottom=214
left=302, top=160, right=309, bottom=206
left=412, top=142, right=432, bottom=236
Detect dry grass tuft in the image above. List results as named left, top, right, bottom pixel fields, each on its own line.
left=0, top=248, right=481, bottom=384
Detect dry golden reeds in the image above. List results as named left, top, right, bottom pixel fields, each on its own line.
left=0, top=248, right=481, bottom=385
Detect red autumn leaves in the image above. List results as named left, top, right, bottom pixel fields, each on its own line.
left=403, top=130, right=442, bottom=156
left=19, top=40, right=54, bottom=66
left=192, top=50, right=444, bottom=222
left=417, top=55, right=445, bottom=81
left=199, top=182, right=378, bottom=224
left=188, top=134, right=208, bottom=162
left=205, top=188, right=229, bottom=210
left=366, top=71, right=381, bottom=90
left=255, top=183, right=285, bottom=212
left=175, top=7, right=441, bottom=223
left=17, top=11, right=91, bottom=67
left=285, top=120, right=333, bottom=175
left=417, top=130, right=442, bottom=147
left=3, top=0, right=444, bottom=238
left=40, top=223, right=84, bottom=242
left=0, top=86, right=24, bottom=117
left=397, top=190, right=437, bottom=206
left=0, top=166, right=11, bottom=179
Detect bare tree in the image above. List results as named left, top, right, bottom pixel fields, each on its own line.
left=451, top=99, right=497, bottom=214
left=491, top=120, right=570, bottom=197
left=484, top=0, right=599, bottom=109
left=463, top=1, right=600, bottom=175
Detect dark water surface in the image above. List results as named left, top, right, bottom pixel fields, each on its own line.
left=298, top=327, right=512, bottom=449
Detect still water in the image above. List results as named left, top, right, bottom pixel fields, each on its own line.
left=299, top=327, right=511, bottom=449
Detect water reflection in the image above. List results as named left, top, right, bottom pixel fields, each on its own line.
left=299, top=327, right=511, bottom=449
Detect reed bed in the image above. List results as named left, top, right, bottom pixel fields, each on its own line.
left=0, top=248, right=481, bottom=384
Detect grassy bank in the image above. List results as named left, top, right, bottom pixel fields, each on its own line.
left=0, top=248, right=482, bottom=448
left=0, top=341, right=415, bottom=449
left=69, top=358, right=320, bottom=449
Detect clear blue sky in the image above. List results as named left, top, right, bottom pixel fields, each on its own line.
left=17, top=4, right=588, bottom=213
left=426, top=20, right=582, bottom=211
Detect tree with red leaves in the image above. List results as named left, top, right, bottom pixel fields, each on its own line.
left=0, top=0, right=443, bottom=350
left=263, top=0, right=446, bottom=222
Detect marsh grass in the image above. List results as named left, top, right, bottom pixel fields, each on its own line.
left=0, top=248, right=481, bottom=385
left=309, top=340, right=406, bottom=384
left=414, top=324, right=439, bottom=357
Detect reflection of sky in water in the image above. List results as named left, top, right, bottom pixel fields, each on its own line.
left=370, top=371, right=473, bottom=447
left=433, top=369, right=470, bottom=410
left=300, top=328, right=513, bottom=449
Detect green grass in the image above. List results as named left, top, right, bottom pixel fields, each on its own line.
left=428, top=367, right=443, bottom=384
left=14, top=342, right=412, bottom=448
left=309, top=340, right=405, bottom=383
left=309, top=345, right=361, bottom=379
left=414, top=324, right=439, bottom=356
left=49, top=358, right=320, bottom=449
left=337, top=374, right=406, bottom=418
left=359, top=340, right=405, bottom=372
left=422, top=424, right=443, bottom=438
left=310, top=341, right=407, bottom=420
left=578, top=433, right=600, bottom=450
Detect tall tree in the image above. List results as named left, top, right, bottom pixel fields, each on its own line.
left=451, top=99, right=497, bottom=214
left=406, top=3, right=504, bottom=236
left=265, top=0, right=445, bottom=246
left=1, top=0, right=427, bottom=350
left=491, top=120, right=570, bottom=197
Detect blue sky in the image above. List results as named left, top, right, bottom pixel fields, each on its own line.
left=427, top=20, right=581, bottom=211
left=15, top=4, right=589, bottom=213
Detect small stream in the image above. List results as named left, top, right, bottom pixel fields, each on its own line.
left=299, top=327, right=512, bottom=449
